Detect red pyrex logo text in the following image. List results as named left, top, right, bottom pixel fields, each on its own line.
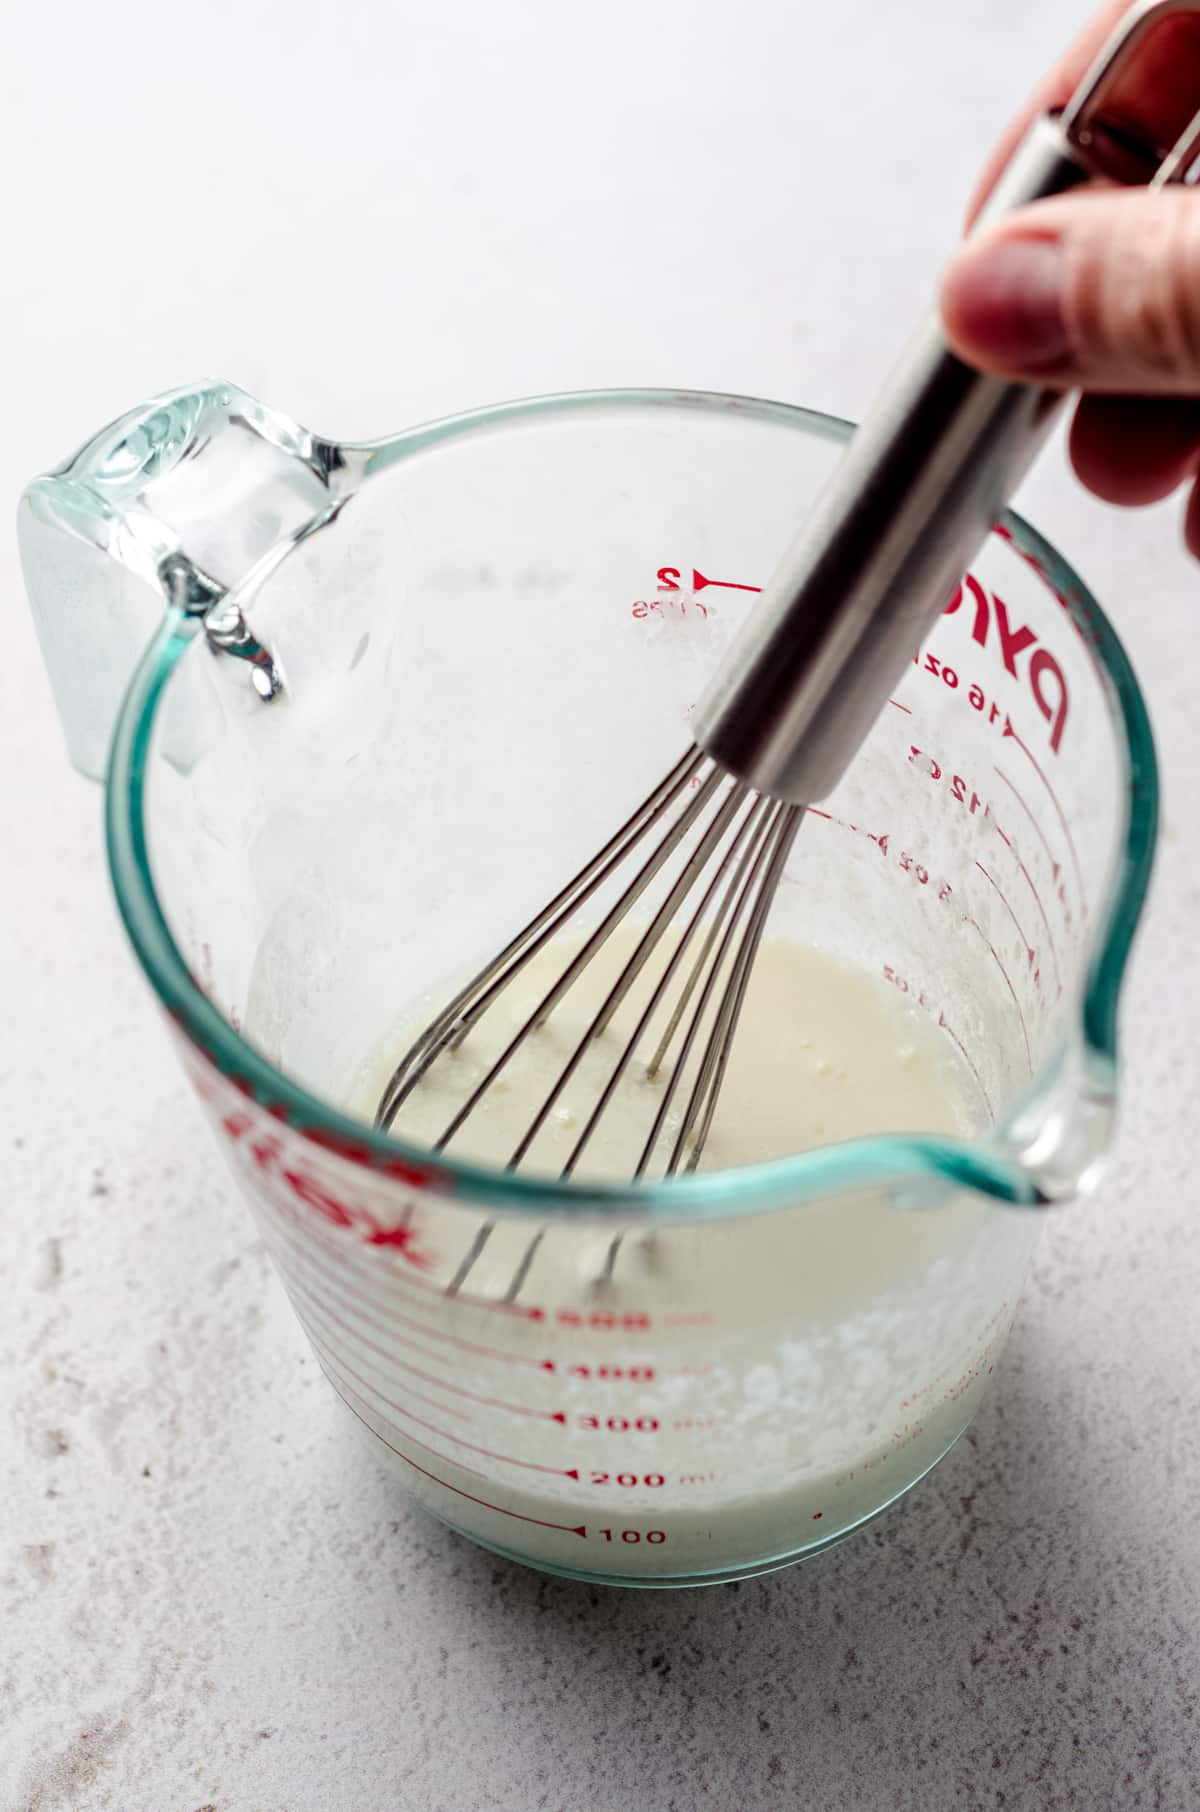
left=945, top=572, right=1068, bottom=754
left=176, top=1037, right=438, bottom=1269
left=220, top=1111, right=435, bottom=1266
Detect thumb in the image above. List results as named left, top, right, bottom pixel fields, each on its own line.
left=940, top=187, right=1200, bottom=394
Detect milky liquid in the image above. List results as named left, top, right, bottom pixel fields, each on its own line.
left=372, top=930, right=975, bottom=1179
left=320, top=933, right=1033, bottom=1578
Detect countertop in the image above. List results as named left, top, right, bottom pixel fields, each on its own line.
left=3, top=1, right=1199, bottom=1806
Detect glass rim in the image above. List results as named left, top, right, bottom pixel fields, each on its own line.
left=104, top=385, right=1159, bottom=1219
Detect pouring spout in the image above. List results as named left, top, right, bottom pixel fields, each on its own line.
left=999, top=1046, right=1119, bottom=1204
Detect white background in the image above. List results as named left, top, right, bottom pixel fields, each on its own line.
left=3, top=2, right=1199, bottom=1807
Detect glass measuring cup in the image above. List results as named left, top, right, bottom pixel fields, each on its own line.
left=20, top=382, right=1156, bottom=1586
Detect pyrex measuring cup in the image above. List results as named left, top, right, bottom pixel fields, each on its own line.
left=20, top=383, right=1156, bottom=1586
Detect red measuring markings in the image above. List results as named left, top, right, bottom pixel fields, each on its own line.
left=175, top=1038, right=443, bottom=1192
left=646, top=557, right=1070, bottom=760
left=276, top=1215, right=547, bottom=1320
left=962, top=916, right=1033, bottom=1073
left=994, top=766, right=1058, bottom=874
left=805, top=810, right=956, bottom=904
left=906, top=746, right=988, bottom=814
left=910, top=644, right=1034, bottom=749
left=278, top=1260, right=566, bottom=1421
left=271, top=1163, right=661, bottom=1337
left=295, top=1308, right=580, bottom=1480
left=880, top=965, right=994, bottom=1117
left=285, top=1258, right=676, bottom=1446
left=912, top=644, right=1015, bottom=735
left=974, top=861, right=1040, bottom=990
left=295, top=1287, right=677, bottom=1491
left=329, top=1379, right=588, bottom=1539
left=585, top=1472, right=666, bottom=1488
left=387, top=1267, right=546, bottom=1320
left=810, top=737, right=1068, bottom=971
left=990, top=816, right=1064, bottom=992
left=935, top=1010, right=995, bottom=1122
left=212, top=1110, right=441, bottom=1271
left=563, top=1363, right=657, bottom=1381
left=1002, top=725, right=1087, bottom=916
left=276, top=1208, right=558, bottom=1370
left=277, top=1238, right=557, bottom=1388
left=551, top=1306, right=652, bottom=1332
left=653, top=558, right=1070, bottom=756
left=577, top=1414, right=660, bottom=1432
left=657, top=566, right=761, bottom=595
left=994, top=754, right=1086, bottom=923
left=386, top=1282, right=653, bottom=1333
left=898, top=1302, right=1010, bottom=1411
left=275, top=1263, right=474, bottom=1420
left=631, top=566, right=763, bottom=620
left=261, top=1193, right=544, bottom=1321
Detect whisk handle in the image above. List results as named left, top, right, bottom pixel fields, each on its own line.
left=692, top=112, right=1098, bottom=806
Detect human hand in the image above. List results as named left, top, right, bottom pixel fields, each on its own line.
left=939, top=1, right=1200, bottom=551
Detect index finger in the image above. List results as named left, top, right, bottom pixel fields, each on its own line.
left=965, top=0, right=1200, bottom=225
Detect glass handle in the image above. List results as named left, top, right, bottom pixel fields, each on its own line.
left=18, top=380, right=357, bottom=779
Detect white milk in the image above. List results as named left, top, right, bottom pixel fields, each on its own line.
left=309, top=934, right=1031, bottom=1578
left=370, top=930, right=975, bottom=1178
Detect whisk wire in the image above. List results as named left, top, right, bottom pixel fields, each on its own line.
left=557, top=790, right=775, bottom=1180
left=431, top=763, right=726, bottom=1153
left=376, top=747, right=703, bottom=1130
left=376, top=749, right=805, bottom=1301
left=634, top=798, right=797, bottom=1179
left=672, top=805, right=802, bottom=1174
left=507, top=780, right=753, bottom=1172
left=643, top=796, right=774, bottom=1084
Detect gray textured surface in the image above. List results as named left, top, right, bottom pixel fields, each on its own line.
left=4, top=1, right=1200, bottom=1807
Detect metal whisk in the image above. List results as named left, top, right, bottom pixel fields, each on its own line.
left=376, top=3, right=1200, bottom=1216
left=377, top=749, right=801, bottom=1180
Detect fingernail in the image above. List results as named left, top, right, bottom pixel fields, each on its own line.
left=941, top=236, right=1071, bottom=372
